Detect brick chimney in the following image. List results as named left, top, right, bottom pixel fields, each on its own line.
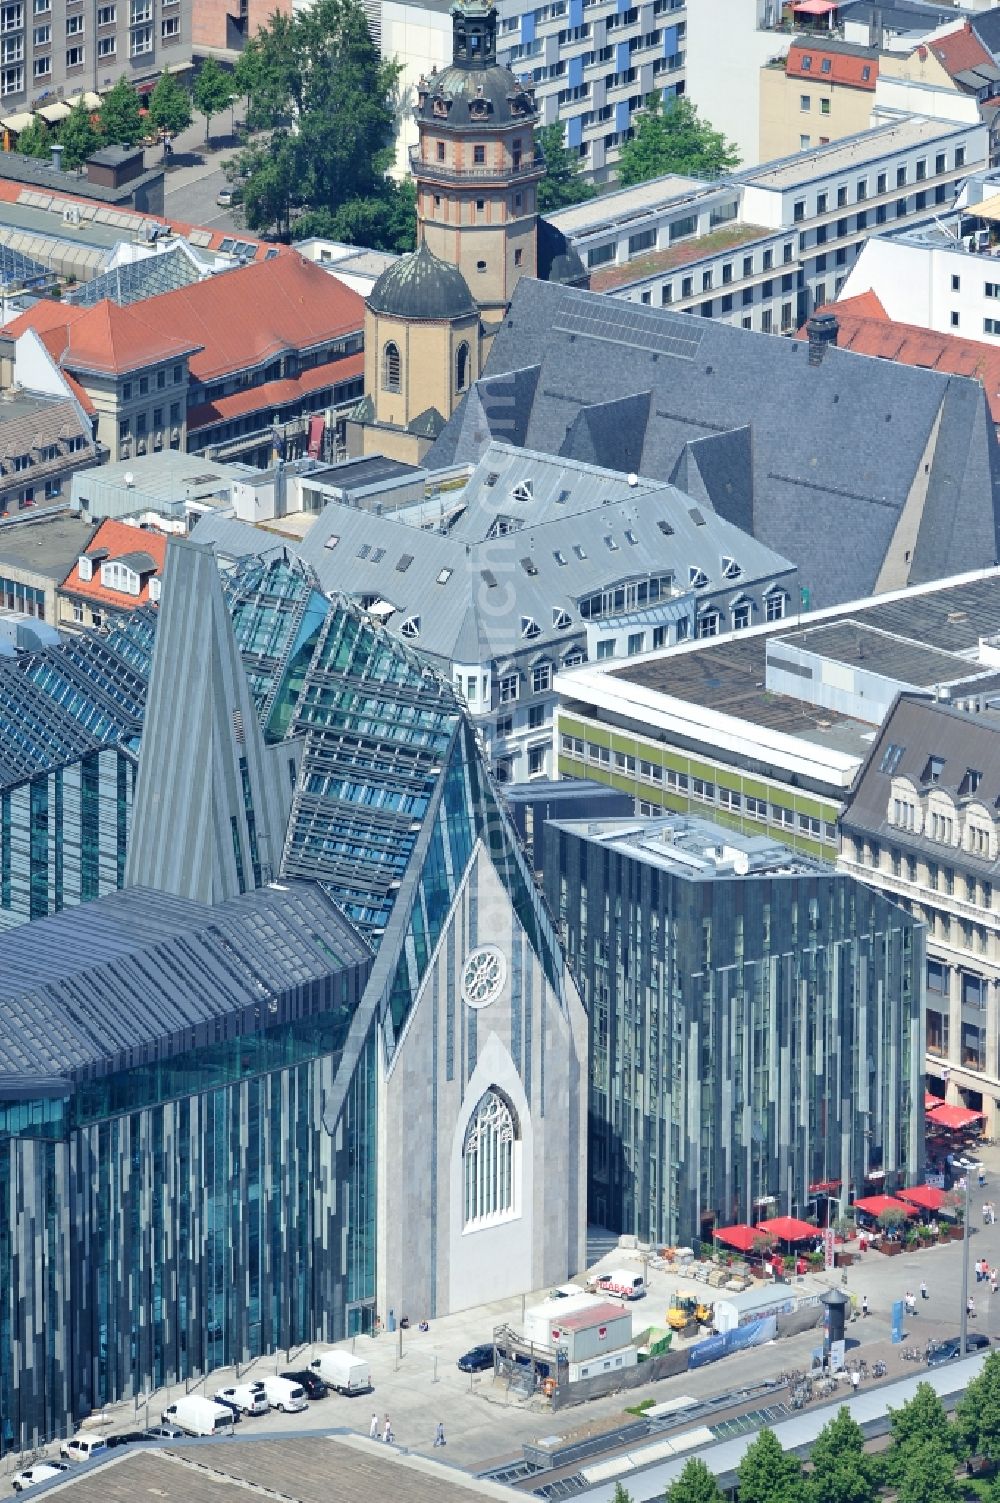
left=806, top=311, right=839, bottom=366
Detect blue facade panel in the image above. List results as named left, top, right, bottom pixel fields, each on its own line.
left=569, top=0, right=583, bottom=26
left=567, top=113, right=583, bottom=148
left=663, top=23, right=678, bottom=54
left=521, top=10, right=535, bottom=43
left=615, top=39, right=629, bottom=72
left=568, top=53, right=584, bottom=88
left=615, top=99, right=630, bottom=133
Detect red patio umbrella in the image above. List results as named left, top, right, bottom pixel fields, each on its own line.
left=924, top=1092, right=943, bottom=1111
left=927, top=1102, right=984, bottom=1132
left=713, top=1223, right=759, bottom=1253
left=897, top=1184, right=947, bottom=1212
left=853, top=1194, right=917, bottom=1218
left=756, top=1215, right=816, bottom=1242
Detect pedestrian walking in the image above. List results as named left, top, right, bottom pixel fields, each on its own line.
left=992, top=1269, right=999, bottom=1295
left=434, top=1421, right=446, bottom=1447
left=862, top=1295, right=869, bottom=1318
left=968, top=1296, right=977, bottom=1320
left=383, top=1416, right=393, bottom=1444
left=369, top=1412, right=379, bottom=1440
left=851, top=1369, right=860, bottom=1393
left=905, top=1291, right=916, bottom=1316
left=920, top=1280, right=928, bottom=1301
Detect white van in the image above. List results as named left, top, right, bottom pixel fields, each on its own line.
left=161, top=1396, right=236, bottom=1436
left=259, top=1375, right=308, bottom=1413
left=597, top=1268, right=646, bottom=1300
left=215, top=1382, right=269, bottom=1415
left=311, top=1350, right=372, bottom=1395
left=59, top=1435, right=108, bottom=1463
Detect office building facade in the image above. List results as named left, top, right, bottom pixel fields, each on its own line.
left=546, top=815, right=924, bottom=1246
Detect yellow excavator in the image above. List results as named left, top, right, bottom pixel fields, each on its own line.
left=667, top=1291, right=713, bottom=1333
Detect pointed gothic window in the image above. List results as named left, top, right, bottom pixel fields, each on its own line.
left=382, top=342, right=401, bottom=393
left=463, top=1088, right=518, bottom=1225
left=456, top=341, right=470, bottom=393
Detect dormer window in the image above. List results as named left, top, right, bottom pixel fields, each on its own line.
left=520, top=615, right=540, bottom=639
left=78, top=554, right=93, bottom=582
left=689, top=565, right=709, bottom=589
left=511, top=479, right=533, bottom=503
left=552, top=607, right=572, bottom=629
left=400, top=615, right=421, bottom=638
left=922, top=755, right=945, bottom=785
left=960, top=768, right=983, bottom=796
left=149, top=576, right=162, bottom=603
left=721, top=556, right=741, bottom=580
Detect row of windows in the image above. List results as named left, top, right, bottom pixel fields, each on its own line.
left=791, top=146, right=966, bottom=221
left=382, top=340, right=471, bottom=396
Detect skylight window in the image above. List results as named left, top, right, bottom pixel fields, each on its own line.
left=657, top=519, right=674, bottom=536
left=357, top=544, right=371, bottom=560
left=396, top=553, right=414, bottom=572
left=371, top=548, right=385, bottom=564
left=481, top=569, right=498, bottom=588
left=520, top=556, right=539, bottom=576
left=553, top=550, right=567, bottom=565
left=689, top=508, right=706, bottom=526
left=556, top=488, right=571, bottom=503
left=604, top=535, right=619, bottom=552
left=624, top=529, right=638, bottom=546
left=324, top=534, right=340, bottom=550
left=485, top=471, right=500, bottom=487
left=879, top=742, right=904, bottom=775
left=573, top=543, right=587, bottom=559
left=436, top=568, right=453, bottom=584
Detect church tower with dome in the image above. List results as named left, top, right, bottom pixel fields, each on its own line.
left=347, top=0, right=586, bottom=463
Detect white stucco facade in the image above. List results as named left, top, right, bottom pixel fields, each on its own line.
left=685, top=0, right=791, bottom=169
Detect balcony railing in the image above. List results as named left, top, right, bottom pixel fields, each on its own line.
left=409, top=145, right=544, bottom=184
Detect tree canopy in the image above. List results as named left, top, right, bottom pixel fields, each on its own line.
left=807, top=1408, right=879, bottom=1503
left=666, top=1457, right=726, bottom=1503
left=610, top=1485, right=634, bottom=1503
left=886, top=1383, right=957, bottom=1482
left=59, top=101, right=100, bottom=169
left=99, top=76, right=143, bottom=148
left=737, top=1426, right=805, bottom=1503
left=616, top=93, right=740, bottom=188
left=192, top=58, right=233, bottom=146
left=536, top=122, right=597, bottom=214
left=148, top=70, right=192, bottom=137
left=957, top=1351, right=1000, bottom=1461
left=896, top=1440, right=962, bottom=1503
left=14, top=118, right=51, bottom=160
left=227, top=0, right=403, bottom=249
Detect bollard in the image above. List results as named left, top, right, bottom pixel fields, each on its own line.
left=433, top=1355, right=438, bottom=1384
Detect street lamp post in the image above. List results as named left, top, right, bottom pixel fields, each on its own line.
left=957, top=1158, right=973, bottom=1359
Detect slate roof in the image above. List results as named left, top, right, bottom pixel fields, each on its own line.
left=842, top=692, right=1000, bottom=872
left=0, top=391, right=98, bottom=503
left=426, top=280, right=1000, bottom=608
left=368, top=241, right=477, bottom=320
left=192, top=440, right=795, bottom=666
left=0, top=881, right=371, bottom=1084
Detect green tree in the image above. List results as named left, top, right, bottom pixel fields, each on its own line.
left=59, top=100, right=100, bottom=169
left=666, top=1457, right=725, bottom=1503
left=99, top=76, right=143, bottom=148
left=13, top=117, right=51, bottom=159
left=611, top=1485, right=634, bottom=1503
left=192, top=57, right=233, bottom=145
left=536, top=121, right=596, bottom=214
left=886, top=1382, right=959, bottom=1484
left=232, top=39, right=262, bottom=118
left=617, top=93, right=740, bottom=188
left=148, top=70, right=192, bottom=137
left=230, top=0, right=401, bottom=247
left=295, top=177, right=416, bottom=252
left=896, top=1439, right=961, bottom=1503
left=737, top=1427, right=804, bottom=1503
left=808, top=1408, right=879, bottom=1503
left=957, top=1351, right=1000, bottom=1462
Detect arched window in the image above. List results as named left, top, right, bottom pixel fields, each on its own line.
left=463, top=1088, right=518, bottom=1226
left=456, top=340, right=470, bottom=393
left=382, top=341, right=401, bottom=393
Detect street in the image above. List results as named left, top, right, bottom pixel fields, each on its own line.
left=151, top=104, right=250, bottom=235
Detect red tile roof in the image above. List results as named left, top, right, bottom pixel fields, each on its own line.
left=927, top=21, right=995, bottom=79
left=786, top=42, right=878, bottom=89
left=135, top=253, right=365, bottom=383
left=186, top=352, right=365, bottom=431
left=6, top=297, right=199, bottom=375
left=60, top=516, right=167, bottom=610
left=796, top=293, right=1000, bottom=426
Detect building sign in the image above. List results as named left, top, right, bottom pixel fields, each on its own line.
left=823, top=1228, right=835, bottom=1272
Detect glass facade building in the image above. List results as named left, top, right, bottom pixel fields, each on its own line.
left=0, top=539, right=572, bottom=1450
left=545, top=815, right=924, bottom=1246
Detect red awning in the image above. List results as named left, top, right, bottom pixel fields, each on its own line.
left=898, top=1184, right=947, bottom=1212
left=756, top=1215, right=816, bottom=1242
left=713, top=1224, right=759, bottom=1252
left=809, top=1178, right=842, bottom=1194
left=928, top=1102, right=984, bottom=1131
left=792, top=0, right=838, bottom=11
left=854, top=1194, right=917, bottom=1218
left=925, top=1091, right=943, bottom=1110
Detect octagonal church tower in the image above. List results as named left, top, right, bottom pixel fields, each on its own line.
left=412, top=0, right=544, bottom=321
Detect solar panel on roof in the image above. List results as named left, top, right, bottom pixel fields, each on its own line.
left=553, top=300, right=705, bottom=360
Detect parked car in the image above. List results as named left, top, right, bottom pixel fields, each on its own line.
left=11, top=1462, right=69, bottom=1492
left=210, top=1395, right=244, bottom=1422
left=216, top=186, right=243, bottom=207
left=105, top=1432, right=148, bottom=1447
left=310, top=1351, right=370, bottom=1395
left=927, top=1333, right=990, bottom=1365
left=258, top=1375, right=308, bottom=1413
left=457, top=1343, right=495, bottom=1373
left=59, top=1435, right=109, bottom=1463
left=142, top=1425, right=185, bottom=1440
left=280, top=1369, right=328, bottom=1400
left=214, top=1383, right=269, bottom=1416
